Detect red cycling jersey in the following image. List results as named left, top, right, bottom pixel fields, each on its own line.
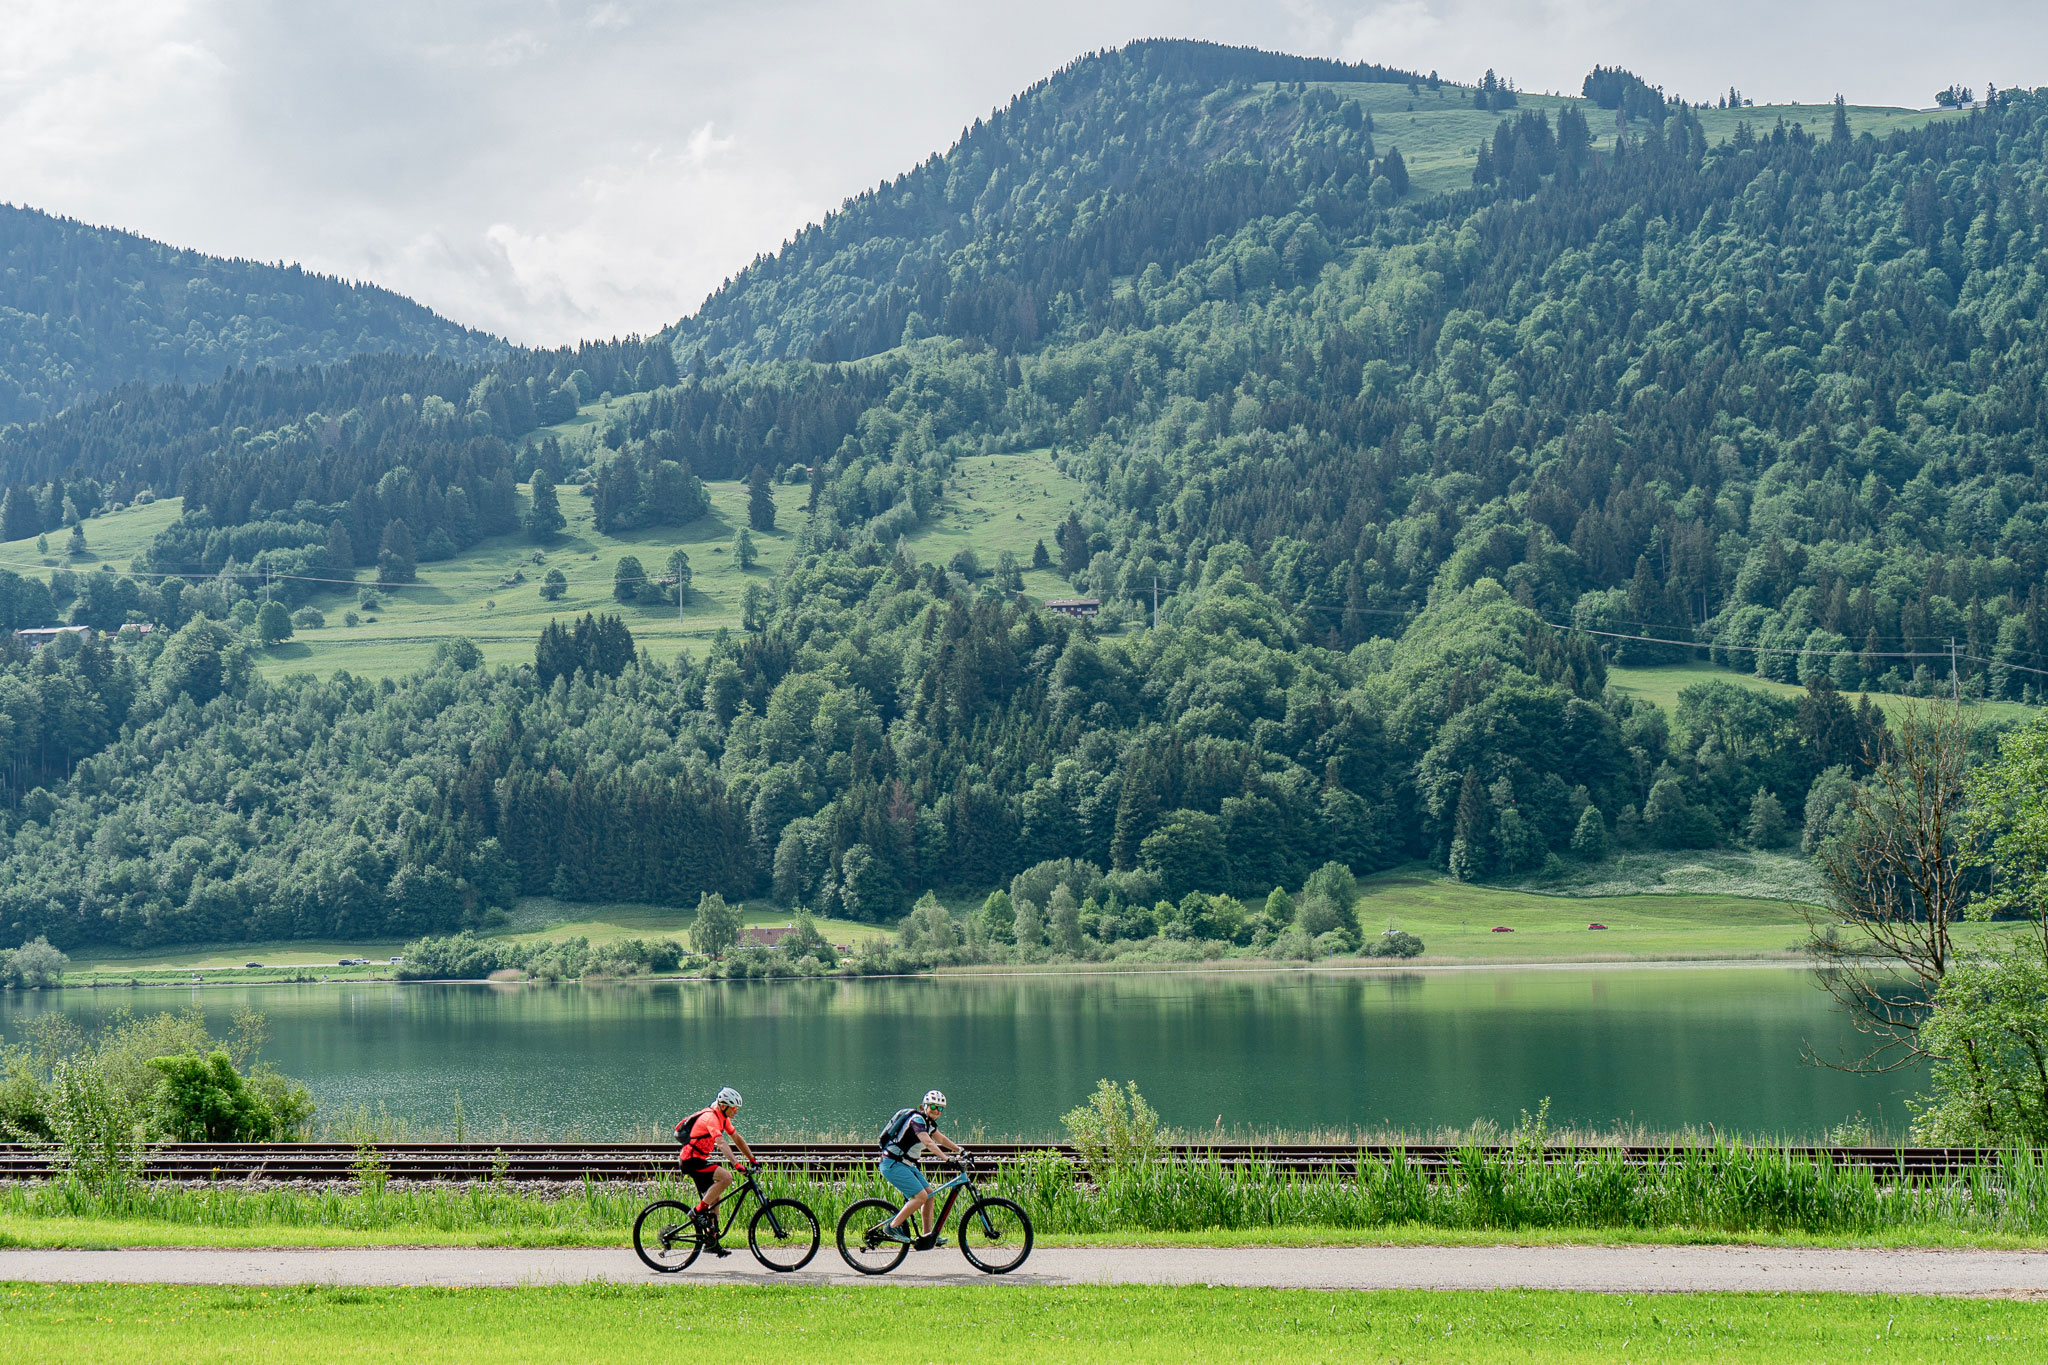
left=678, top=1106, right=736, bottom=1161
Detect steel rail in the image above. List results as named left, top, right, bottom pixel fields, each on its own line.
left=0, top=1142, right=2029, bottom=1183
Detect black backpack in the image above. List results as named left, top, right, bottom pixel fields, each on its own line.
left=676, top=1107, right=714, bottom=1148
left=878, top=1107, right=920, bottom=1158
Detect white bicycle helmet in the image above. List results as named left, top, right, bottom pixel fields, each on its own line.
left=923, top=1089, right=947, bottom=1110
left=715, top=1086, right=743, bottom=1109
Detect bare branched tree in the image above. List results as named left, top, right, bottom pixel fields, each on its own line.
left=1805, top=700, right=1974, bottom=1072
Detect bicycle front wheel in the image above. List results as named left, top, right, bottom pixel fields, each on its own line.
left=750, top=1197, right=821, bottom=1272
left=835, top=1197, right=910, bottom=1275
left=633, top=1199, right=702, bottom=1273
left=959, top=1197, right=1033, bottom=1274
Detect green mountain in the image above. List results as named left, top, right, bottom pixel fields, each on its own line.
left=0, top=41, right=2042, bottom=953
left=0, top=203, right=506, bottom=426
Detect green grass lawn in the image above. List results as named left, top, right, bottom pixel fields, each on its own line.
left=3, top=1283, right=2041, bottom=1363
left=1359, top=867, right=2027, bottom=966
left=1607, top=661, right=2039, bottom=729
left=1350, top=872, right=1812, bottom=964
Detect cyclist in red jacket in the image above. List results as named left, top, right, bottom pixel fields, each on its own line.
left=674, top=1086, right=758, bottom=1254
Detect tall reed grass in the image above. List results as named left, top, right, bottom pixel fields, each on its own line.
left=6, top=1143, right=2048, bottom=1238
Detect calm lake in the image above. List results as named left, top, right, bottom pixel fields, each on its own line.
left=1, top=966, right=1923, bottom=1141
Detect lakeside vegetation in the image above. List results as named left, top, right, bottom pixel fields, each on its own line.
left=9, top=1140, right=2048, bottom=1246
left=10, top=1284, right=2043, bottom=1365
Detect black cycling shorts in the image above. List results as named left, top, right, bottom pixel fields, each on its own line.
left=677, top=1154, right=719, bottom=1195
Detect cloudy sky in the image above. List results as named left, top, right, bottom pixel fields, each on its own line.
left=3, top=1, right=2040, bottom=346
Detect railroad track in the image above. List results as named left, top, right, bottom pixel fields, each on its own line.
left=0, top=1143, right=2026, bottom=1183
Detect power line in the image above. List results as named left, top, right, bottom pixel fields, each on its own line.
left=1542, top=621, right=1952, bottom=661
left=1540, top=620, right=2048, bottom=682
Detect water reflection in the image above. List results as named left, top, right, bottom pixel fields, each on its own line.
left=0, top=966, right=1921, bottom=1140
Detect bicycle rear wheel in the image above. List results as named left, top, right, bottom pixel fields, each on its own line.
left=750, top=1197, right=821, bottom=1272
left=835, top=1197, right=910, bottom=1275
left=958, top=1197, right=1032, bottom=1274
left=633, top=1199, right=703, bottom=1273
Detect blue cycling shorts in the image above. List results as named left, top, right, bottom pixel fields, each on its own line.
left=880, top=1155, right=929, bottom=1199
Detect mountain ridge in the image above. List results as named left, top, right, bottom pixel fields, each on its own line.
left=0, top=202, right=507, bottom=427
left=0, top=42, right=2040, bottom=952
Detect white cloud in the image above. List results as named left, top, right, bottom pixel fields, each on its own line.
left=481, top=30, right=548, bottom=69
left=1340, top=1, right=1444, bottom=64
left=0, top=1, right=2042, bottom=345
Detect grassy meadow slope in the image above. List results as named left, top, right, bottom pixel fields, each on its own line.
left=1609, top=661, right=2039, bottom=728
left=898, top=450, right=1091, bottom=598
left=1291, top=81, right=1956, bottom=196
left=262, top=478, right=806, bottom=677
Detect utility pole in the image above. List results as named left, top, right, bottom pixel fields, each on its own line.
left=1950, top=638, right=1960, bottom=702
left=1152, top=575, right=1159, bottom=629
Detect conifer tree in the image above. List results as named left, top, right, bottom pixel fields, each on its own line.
left=1058, top=511, right=1089, bottom=575
left=527, top=468, right=566, bottom=542
left=1570, top=806, right=1610, bottom=861
left=1012, top=896, right=1045, bottom=955
left=377, top=520, right=417, bottom=584
left=325, top=520, right=354, bottom=578
left=1377, top=147, right=1409, bottom=196
left=747, top=464, right=776, bottom=532
left=535, top=619, right=576, bottom=684
left=1746, top=787, right=1790, bottom=849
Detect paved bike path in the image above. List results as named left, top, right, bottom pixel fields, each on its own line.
left=4, top=1245, right=2048, bottom=1294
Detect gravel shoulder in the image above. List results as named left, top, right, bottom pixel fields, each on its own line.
left=5, top=1244, right=2048, bottom=1294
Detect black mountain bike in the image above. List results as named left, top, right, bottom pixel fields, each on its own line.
left=634, top=1165, right=820, bottom=1273
left=836, top=1156, right=1033, bottom=1275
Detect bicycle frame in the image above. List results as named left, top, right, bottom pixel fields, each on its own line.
left=693, top=1166, right=791, bottom=1241
left=905, top=1162, right=1000, bottom=1243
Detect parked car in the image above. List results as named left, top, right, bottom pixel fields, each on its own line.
left=1489, top=927, right=1513, bottom=933
left=1588, top=923, right=1609, bottom=931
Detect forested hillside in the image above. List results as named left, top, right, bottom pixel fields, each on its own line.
left=0, top=204, right=505, bottom=426
left=0, top=41, right=2043, bottom=951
